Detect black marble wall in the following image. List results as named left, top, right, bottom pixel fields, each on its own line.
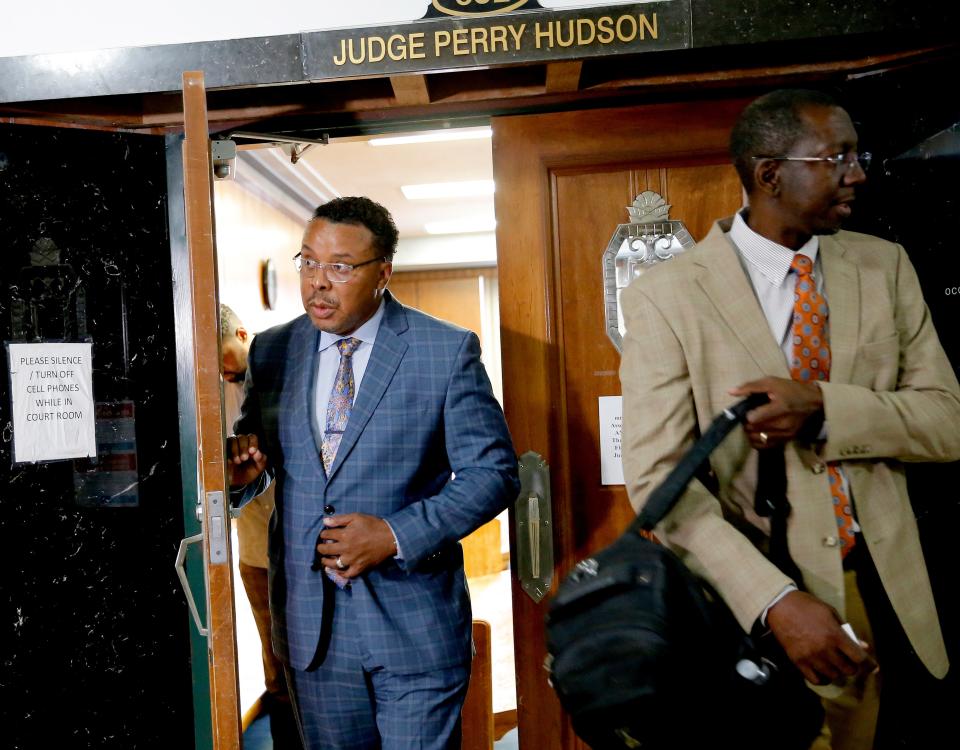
left=841, top=70, right=960, bottom=376
left=0, top=124, right=195, bottom=748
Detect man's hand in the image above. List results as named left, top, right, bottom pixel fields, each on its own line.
left=226, top=433, right=268, bottom=487
left=730, top=376, right=824, bottom=448
left=766, top=590, right=875, bottom=685
left=318, top=513, right=398, bottom=579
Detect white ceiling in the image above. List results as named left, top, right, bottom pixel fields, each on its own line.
left=234, top=125, right=497, bottom=269
left=300, top=127, right=495, bottom=239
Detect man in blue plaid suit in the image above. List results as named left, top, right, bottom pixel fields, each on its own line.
left=228, top=196, right=519, bottom=750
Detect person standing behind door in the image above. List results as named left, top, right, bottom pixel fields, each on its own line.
left=220, top=304, right=301, bottom=749
left=227, top=197, right=519, bottom=750
left=619, top=89, right=960, bottom=749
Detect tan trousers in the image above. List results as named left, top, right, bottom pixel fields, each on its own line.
left=809, top=568, right=882, bottom=750
left=239, top=561, right=287, bottom=697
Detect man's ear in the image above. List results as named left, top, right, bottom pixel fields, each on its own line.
left=378, top=261, right=393, bottom=291
left=236, top=325, right=249, bottom=344
left=753, top=158, right=781, bottom=197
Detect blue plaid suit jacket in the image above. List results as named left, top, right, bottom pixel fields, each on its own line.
left=235, top=292, right=519, bottom=673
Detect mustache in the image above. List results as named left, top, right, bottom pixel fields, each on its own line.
left=307, top=295, right=338, bottom=308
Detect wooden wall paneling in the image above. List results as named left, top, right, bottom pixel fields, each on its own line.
left=389, top=268, right=496, bottom=340
left=545, top=61, right=583, bottom=94
left=416, top=275, right=483, bottom=336
left=659, top=163, right=744, bottom=240
left=390, top=74, right=431, bottom=106
left=386, top=274, right=420, bottom=310
left=462, top=519, right=504, bottom=579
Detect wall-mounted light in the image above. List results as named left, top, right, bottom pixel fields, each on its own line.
left=424, top=216, right=497, bottom=235
left=369, top=127, right=492, bottom=147
left=401, top=180, right=494, bottom=200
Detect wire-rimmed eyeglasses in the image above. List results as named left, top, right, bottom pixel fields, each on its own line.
left=752, top=151, right=872, bottom=173
left=293, top=253, right=386, bottom=283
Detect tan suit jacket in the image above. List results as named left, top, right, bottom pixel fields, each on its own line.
left=620, top=217, right=960, bottom=677
left=225, top=379, right=274, bottom=569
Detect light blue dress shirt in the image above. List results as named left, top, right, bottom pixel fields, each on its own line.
left=312, top=298, right=386, bottom=449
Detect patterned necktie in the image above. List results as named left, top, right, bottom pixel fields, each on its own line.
left=321, top=337, right=362, bottom=474
left=320, top=337, right=361, bottom=588
left=789, top=255, right=856, bottom=557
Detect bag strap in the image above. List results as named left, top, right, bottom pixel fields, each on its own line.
left=755, top=447, right=805, bottom=586
left=629, top=392, right=806, bottom=588
left=630, top=393, right=769, bottom=534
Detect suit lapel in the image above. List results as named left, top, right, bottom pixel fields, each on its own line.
left=819, top=235, right=860, bottom=386
left=282, top=316, right=323, bottom=462
left=325, top=293, right=409, bottom=482
left=694, top=224, right=790, bottom=378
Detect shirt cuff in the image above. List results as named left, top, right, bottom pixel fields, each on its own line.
left=759, top=584, right=798, bottom=628
left=383, top=519, right=404, bottom=561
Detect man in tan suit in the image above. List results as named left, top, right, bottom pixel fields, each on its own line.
left=221, top=304, right=301, bottom=749
left=620, top=90, right=960, bottom=749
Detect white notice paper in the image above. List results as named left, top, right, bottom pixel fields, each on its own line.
left=7, top=342, right=97, bottom=464
left=599, top=395, right=624, bottom=485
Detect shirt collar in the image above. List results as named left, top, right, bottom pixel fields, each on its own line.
left=728, top=210, right=819, bottom=287
left=318, top=297, right=386, bottom=352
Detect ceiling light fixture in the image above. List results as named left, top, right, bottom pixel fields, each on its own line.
left=401, top=180, right=495, bottom=200
left=424, top=217, right=497, bottom=235
left=369, top=127, right=492, bottom=147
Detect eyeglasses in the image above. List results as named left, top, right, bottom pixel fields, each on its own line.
left=752, top=151, right=872, bottom=173
left=293, top=253, right=386, bottom=283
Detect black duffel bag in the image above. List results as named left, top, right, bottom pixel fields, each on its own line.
left=545, top=395, right=824, bottom=750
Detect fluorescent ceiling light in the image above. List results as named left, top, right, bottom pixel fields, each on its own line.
left=369, top=128, right=492, bottom=147
left=424, top=216, right=497, bottom=235
left=401, top=180, right=495, bottom=200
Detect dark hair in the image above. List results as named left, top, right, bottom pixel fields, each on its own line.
left=312, top=196, right=399, bottom=260
left=730, top=89, right=842, bottom=192
left=219, top=303, right=243, bottom=341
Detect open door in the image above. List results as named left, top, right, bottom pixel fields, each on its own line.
left=493, top=99, right=748, bottom=749
left=172, top=70, right=243, bottom=749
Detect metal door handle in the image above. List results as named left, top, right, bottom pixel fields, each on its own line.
left=175, top=533, right=208, bottom=637
left=527, top=493, right=540, bottom=580
left=515, top=451, right=553, bottom=603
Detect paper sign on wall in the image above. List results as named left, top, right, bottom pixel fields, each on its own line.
left=6, top=342, right=97, bottom=464
left=599, top=395, right=624, bottom=485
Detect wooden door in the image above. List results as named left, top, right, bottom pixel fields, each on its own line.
left=493, top=99, right=748, bottom=749
left=180, top=71, right=243, bottom=749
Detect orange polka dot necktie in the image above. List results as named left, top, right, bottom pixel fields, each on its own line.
left=789, top=255, right=856, bottom=557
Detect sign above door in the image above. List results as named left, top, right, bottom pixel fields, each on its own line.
left=306, top=2, right=686, bottom=78
left=0, top=0, right=947, bottom=105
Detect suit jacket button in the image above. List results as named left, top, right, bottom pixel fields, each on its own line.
left=324, top=505, right=335, bottom=514
left=822, top=536, right=838, bottom=547
left=812, top=463, right=826, bottom=474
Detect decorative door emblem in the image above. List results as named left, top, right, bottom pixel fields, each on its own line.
left=602, top=191, right=696, bottom=351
